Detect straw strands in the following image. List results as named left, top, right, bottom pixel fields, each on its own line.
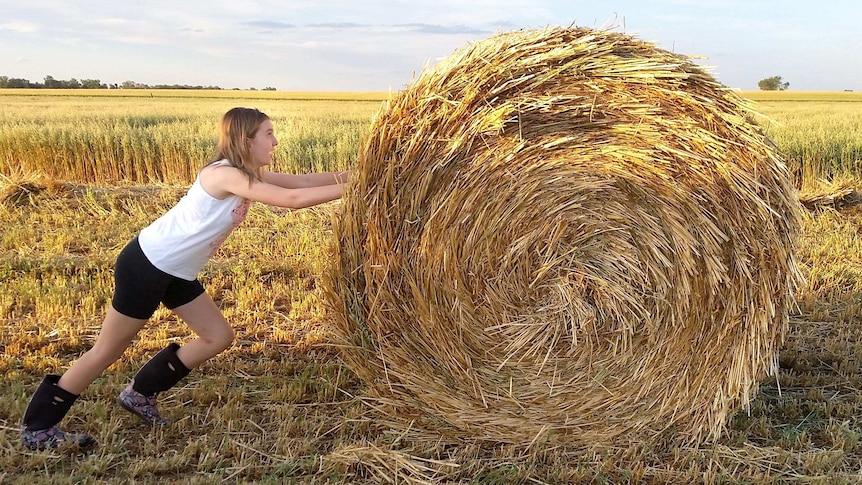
left=325, top=27, right=803, bottom=449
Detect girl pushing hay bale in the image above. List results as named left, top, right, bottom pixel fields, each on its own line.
left=325, top=26, right=802, bottom=449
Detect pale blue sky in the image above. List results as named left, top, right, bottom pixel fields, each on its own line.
left=1, top=1, right=859, bottom=91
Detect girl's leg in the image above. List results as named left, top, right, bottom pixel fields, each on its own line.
left=20, top=375, right=96, bottom=450
left=170, top=292, right=235, bottom=369
left=21, top=305, right=146, bottom=450
left=59, top=305, right=148, bottom=394
left=118, top=292, right=233, bottom=426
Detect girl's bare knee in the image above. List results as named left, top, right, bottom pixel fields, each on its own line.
left=217, top=327, right=235, bottom=351
left=203, top=326, right=234, bottom=352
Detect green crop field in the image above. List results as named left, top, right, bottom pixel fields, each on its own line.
left=2, top=89, right=862, bottom=483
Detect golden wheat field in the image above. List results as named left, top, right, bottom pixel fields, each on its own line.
left=2, top=88, right=862, bottom=483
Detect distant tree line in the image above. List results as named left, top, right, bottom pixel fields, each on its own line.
left=0, top=75, right=276, bottom=91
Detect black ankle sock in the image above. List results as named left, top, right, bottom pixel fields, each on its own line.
left=22, top=374, right=79, bottom=431
left=132, top=343, right=191, bottom=396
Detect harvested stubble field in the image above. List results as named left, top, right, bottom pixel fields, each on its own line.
left=1, top=89, right=862, bottom=483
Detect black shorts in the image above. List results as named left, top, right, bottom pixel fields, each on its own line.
left=111, top=237, right=205, bottom=319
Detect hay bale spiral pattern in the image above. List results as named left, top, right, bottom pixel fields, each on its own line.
left=326, top=27, right=802, bottom=448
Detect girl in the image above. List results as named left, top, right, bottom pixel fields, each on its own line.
left=20, top=107, right=350, bottom=450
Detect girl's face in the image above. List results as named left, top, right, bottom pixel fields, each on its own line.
left=248, top=118, right=278, bottom=168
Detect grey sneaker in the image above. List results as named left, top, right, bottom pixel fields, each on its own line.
left=117, top=383, right=170, bottom=426
left=21, top=425, right=96, bottom=451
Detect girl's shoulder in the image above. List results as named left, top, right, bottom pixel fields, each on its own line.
left=199, top=161, right=245, bottom=199
left=202, top=159, right=236, bottom=173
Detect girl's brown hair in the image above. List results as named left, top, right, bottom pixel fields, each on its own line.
left=209, top=107, right=269, bottom=181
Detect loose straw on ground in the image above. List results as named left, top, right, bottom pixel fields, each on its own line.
left=324, top=26, right=803, bottom=449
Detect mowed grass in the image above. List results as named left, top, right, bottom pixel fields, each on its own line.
left=1, top=89, right=862, bottom=483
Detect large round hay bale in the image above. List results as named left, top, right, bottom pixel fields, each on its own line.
left=325, top=26, right=802, bottom=448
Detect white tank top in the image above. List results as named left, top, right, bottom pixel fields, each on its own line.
left=138, top=160, right=251, bottom=280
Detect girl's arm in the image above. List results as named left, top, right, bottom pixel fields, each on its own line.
left=201, top=165, right=345, bottom=209
left=261, top=170, right=351, bottom=189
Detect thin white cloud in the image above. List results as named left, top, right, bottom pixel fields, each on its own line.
left=0, top=21, right=40, bottom=33
left=0, top=0, right=859, bottom=91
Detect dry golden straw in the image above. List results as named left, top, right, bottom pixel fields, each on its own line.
left=325, top=26, right=802, bottom=449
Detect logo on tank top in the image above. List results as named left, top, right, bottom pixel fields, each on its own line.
left=210, top=199, right=252, bottom=250
left=232, top=199, right=251, bottom=224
